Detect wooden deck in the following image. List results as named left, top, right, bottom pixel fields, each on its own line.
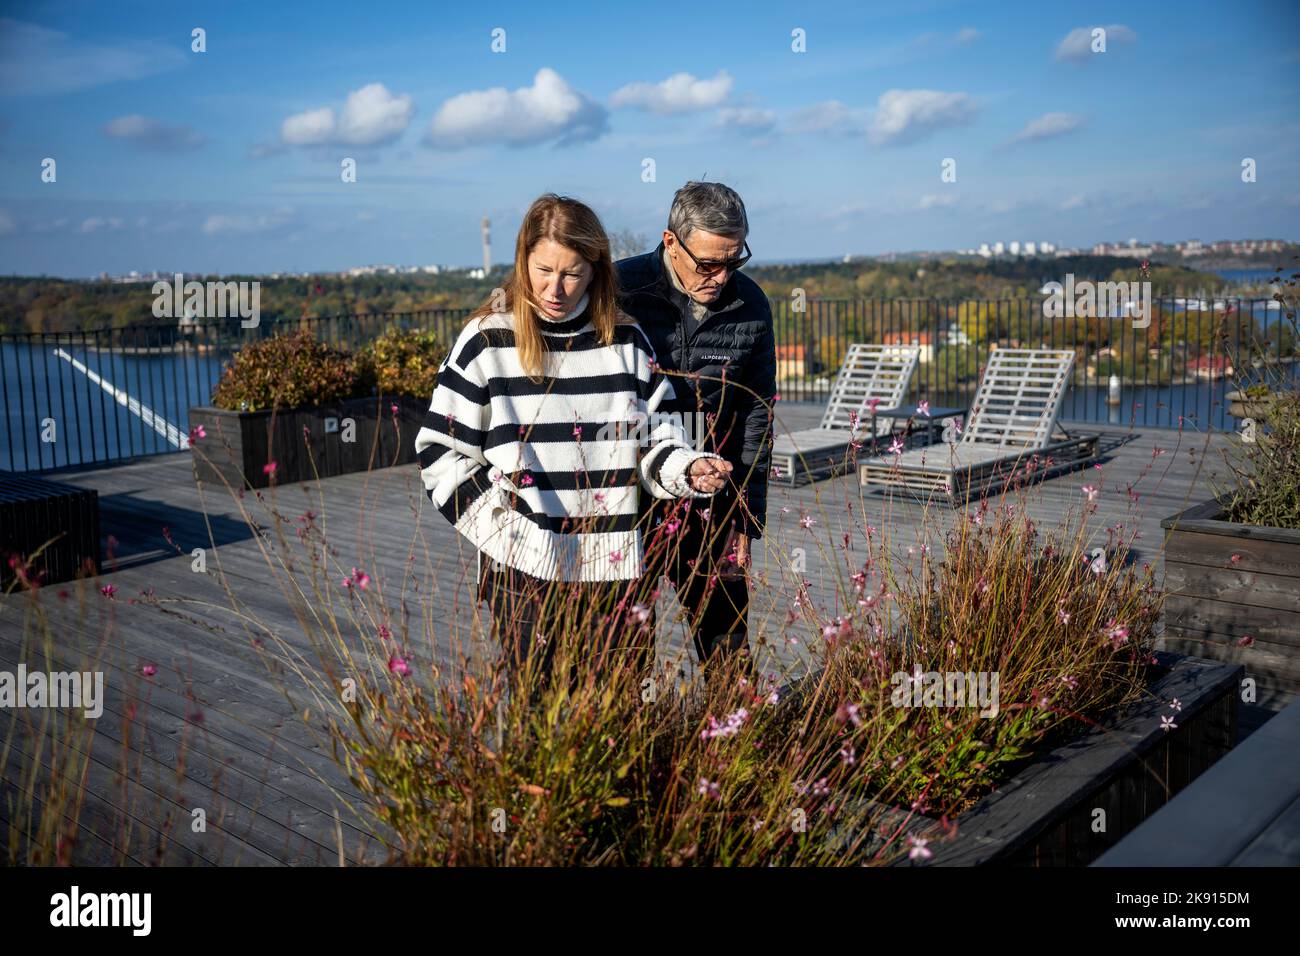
left=0, top=402, right=1284, bottom=865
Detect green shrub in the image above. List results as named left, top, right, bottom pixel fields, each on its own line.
left=356, top=326, right=448, bottom=400
left=1218, top=269, right=1300, bottom=529
left=211, top=329, right=360, bottom=412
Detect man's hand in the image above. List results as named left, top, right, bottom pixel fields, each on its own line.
left=687, top=456, right=732, bottom=493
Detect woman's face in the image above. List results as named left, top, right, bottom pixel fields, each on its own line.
left=527, top=238, right=593, bottom=319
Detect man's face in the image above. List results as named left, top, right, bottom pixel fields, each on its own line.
left=663, top=229, right=745, bottom=305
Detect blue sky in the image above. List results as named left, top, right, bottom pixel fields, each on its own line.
left=1, top=0, right=1297, bottom=277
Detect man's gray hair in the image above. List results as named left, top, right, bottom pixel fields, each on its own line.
left=667, top=181, right=749, bottom=243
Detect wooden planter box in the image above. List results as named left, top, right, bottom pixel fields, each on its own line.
left=1160, top=496, right=1300, bottom=709
left=189, top=395, right=428, bottom=490
left=809, top=651, right=1240, bottom=866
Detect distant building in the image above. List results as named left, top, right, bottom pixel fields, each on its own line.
left=775, top=344, right=808, bottom=379
left=1188, top=355, right=1233, bottom=380
left=881, top=331, right=936, bottom=364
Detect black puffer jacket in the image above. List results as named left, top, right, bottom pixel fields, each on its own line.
left=616, top=241, right=776, bottom=539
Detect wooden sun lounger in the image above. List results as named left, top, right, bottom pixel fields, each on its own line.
left=858, top=348, right=1100, bottom=500
left=770, top=343, right=921, bottom=484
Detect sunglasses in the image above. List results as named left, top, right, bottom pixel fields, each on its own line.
left=671, top=232, right=752, bottom=276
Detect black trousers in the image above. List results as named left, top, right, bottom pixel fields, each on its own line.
left=476, top=553, right=654, bottom=692
left=639, top=493, right=753, bottom=674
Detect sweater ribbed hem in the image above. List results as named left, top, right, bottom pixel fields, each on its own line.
left=454, top=482, right=644, bottom=582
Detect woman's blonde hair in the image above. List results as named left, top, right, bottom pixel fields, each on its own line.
left=468, top=193, right=628, bottom=382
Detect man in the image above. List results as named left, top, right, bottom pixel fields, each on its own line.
left=615, top=181, right=776, bottom=674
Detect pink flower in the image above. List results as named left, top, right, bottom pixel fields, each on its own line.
left=100, top=584, right=117, bottom=598
left=141, top=663, right=157, bottom=677
left=263, top=461, right=278, bottom=477
left=907, top=835, right=932, bottom=861
left=609, top=550, right=624, bottom=563
left=1081, top=485, right=1098, bottom=502
left=1238, top=634, right=1255, bottom=647
left=1104, top=619, right=1130, bottom=649
left=630, top=603, right=651, bottom=624
left=388, top=655, right=411, bottom=677
left=519, top=472, right=534, bottom=487
left=867, top=397, right=882, bottom=412
left=700, top=707, right=750, bottom=740
left=573, top=424, right=582, bottom=437
left=888, top=437, right=905, bottom=456
left=1169, top=698, right=1182, bottom=712
left=1159, top=715, right=1177, bottom=732
left=188, top=424, right=206, bottom=442
left=351, top=568, right=370, bottom=589
left=836, top=701, right=863, bottom=727
left=697, top=777, right=721, bottom=799
left=799, top=514, right=815, bottom=530
left=1058, top=608, right=1071, bottom=625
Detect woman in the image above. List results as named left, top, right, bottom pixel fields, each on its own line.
left=414, top=194, right=731, bottom=690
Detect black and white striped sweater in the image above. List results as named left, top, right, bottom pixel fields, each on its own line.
left=414, top=292, right=715, bottom=582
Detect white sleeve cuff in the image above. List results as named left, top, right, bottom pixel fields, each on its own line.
left=657, top=446, right=717, bottom=498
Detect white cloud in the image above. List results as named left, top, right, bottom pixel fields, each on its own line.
left=280, top=83, right=414, bottom=147
left=0, top=210, right=14, bottom=236
left=201, top=207, right=295, bottom=236
left=0, top=18, right=186, bottom=95
left=610, top=71, right=732, bottom=114
left=427, top=68, right=608, bottom=148
left=956, top=27, right=982, bottom=45
left=918, top=194, right=957, bottom=210
left=1010, top=112, right=1085, bottom=144
left=103, top=114, right=206, bottom=151
left=78, top=217, right=124, bottom=233
left=714, top=106, right=776, bottom=133
left=786, top=100, right=868, bottom=135
left=868, top=89, right=978, bottom=146
left=1060, top=195, right=1087, bottom=210
left=1056, top=25, right=1136, bottom=62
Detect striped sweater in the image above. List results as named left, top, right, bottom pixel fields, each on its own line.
left=414, top=292, right=716, bottom=582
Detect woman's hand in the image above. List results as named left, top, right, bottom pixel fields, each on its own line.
left=688, top=456, right=732, bottom=493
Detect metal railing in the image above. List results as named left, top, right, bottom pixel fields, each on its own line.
left=0, top=298, right=1292, bottom=472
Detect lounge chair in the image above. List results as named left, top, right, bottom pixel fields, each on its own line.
left=770, top=343, right=922, bottom=484
left=858, top=348, right=1099, bottom=499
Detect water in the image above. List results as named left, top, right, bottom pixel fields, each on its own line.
left=1212, top=268, right=1288, bottom=287
left=1, top=341, right=227, bottom=472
